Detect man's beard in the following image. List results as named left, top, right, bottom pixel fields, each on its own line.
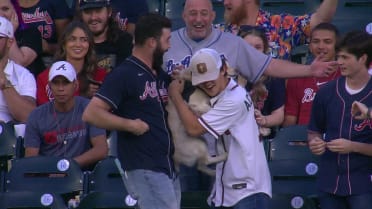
left=152, top=45, right=165, bottom=71
left=224, top=4, right=246, bottom=25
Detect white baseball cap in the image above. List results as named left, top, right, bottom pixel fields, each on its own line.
left=48, top=61, right=77, bottom=82
left=0, top=16, right=14, bottom=38
left=188, top=48, right=222, bottom=86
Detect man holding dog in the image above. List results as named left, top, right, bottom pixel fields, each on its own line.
left=168, top=48, right=271, bottom=209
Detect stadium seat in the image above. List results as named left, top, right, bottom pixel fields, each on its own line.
left=269, top=194, right=318, bottom=209
left=268, top=125, right=314, bottom=161
left=268, top=125, right=320, bottom=207
left=5, top=156, right=83, bottom=202
left=83, top=156, right=136, bottom=208
left=181, top=191, right=210, bottom=209
left=1, top=191, right=67, bottom=209
left=77, top=192, right=134, bottom=209
left=269, top=159, right=319, bottom=196
left=0, top=122, right=19, bottom=193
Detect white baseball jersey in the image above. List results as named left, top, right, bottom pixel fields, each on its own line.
left=163, top=27, right=272, bottom=84
left=199, top=79, right=271, bottom=207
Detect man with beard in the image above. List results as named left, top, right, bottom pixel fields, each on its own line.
left=82, top=14, right=181, bottom=209
left=221, top=0, right=338, bottom=60
left=78, top=0, right=133, bottom=72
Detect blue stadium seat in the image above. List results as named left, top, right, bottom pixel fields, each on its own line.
left=83, top=156, right=136, bottom=208
left=1, top=191, right=67, bottom=209
left=5, top=156, right=83, bottom=205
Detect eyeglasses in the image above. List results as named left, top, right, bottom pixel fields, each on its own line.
left=238, top=25, right=266, bottom=37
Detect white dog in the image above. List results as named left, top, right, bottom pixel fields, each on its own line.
left=167, top=70, right=227, bottom=176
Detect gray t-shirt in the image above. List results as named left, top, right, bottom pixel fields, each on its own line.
left=24, top=96, right=105, bottom=158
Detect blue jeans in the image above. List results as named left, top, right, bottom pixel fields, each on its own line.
left=124, top=169, right=181, bottom=209
left=212, top=193, right=270, bottom=209
left=318, top=192, right=372, bottom=209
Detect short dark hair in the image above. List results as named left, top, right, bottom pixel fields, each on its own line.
left=134, top=13, right=172, bottom=46
left=336, top=30, right=372, bottom=68
left=311, top=22, right=339, bottom=39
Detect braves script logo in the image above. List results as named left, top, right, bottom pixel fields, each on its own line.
left=139, top=81, right=168, bottom=103
left=354, top=119, right=372, bottom=131
left=302, top=88, right=316, bottom=103
left=166, top=54, right=227, bottom=75
left=197, top=63, right=207, bottom=74
left=22, top=8, right=53, bottom=24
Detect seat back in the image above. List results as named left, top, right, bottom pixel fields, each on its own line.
left=269, top=159, right=319, bottom=196
left=84, top=157, right=136, bottom=208
left=269, top=194, right=318, bottom=209
left=268, top=125, right=320, bottom=198
left=2, top=191, right=67, bottom=209
left=0, top=122, right=17, bottom=160
left=269, top=125, right=314, bottom=161
left=77, top=192, right=134, bottom=209
left=89, top=156, right=127, bottom=193
left=5, top=156, right=83, bottom=196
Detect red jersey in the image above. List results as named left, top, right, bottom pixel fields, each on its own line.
left=285, top=70, right=341, bottom=125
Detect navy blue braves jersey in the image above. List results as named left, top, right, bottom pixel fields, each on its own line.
left=96, top=56, right=175, bottom=177
left=308, top=76, right=372, bottom=195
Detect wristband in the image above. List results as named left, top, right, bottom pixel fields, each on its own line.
left=1, top=79, right=12, bottom=90
left=367, top=107, right=372, bottom=119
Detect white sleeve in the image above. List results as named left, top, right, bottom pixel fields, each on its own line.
left=18, top=70, right=37, bottom=99
left=198, top=98, right=245, bottom=139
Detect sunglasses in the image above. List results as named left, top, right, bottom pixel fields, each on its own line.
left=238, top=25, right=266, bottom=36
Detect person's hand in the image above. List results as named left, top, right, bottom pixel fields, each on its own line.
left=10, top=12, right=19, bottom=32
left=131, top=119, right=149, bottom=136
left=310, top=55, right=338, bottom=77
left=168, top=79, right=185, bottom=98
left=326, top=138, right=353, bottom=154
left=351, top=101, right=369, bottom=120
left=254, top=109, right=267, bottom=126
left=308, top=137, right=327, bottom=155
left=87, top=82, right=101, bottom=98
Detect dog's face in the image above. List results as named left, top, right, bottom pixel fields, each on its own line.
left=188, top=89, right=211, bottom=115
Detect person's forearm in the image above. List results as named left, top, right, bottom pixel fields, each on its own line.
left=311, top=0, right=338, bottom=28
left=170, top=93, right=205, bottom=137
left=74, top=146, right=108, bottom=168
left=351, top=141, right=372, bottom=156
left=83, top=106, right=137, bottom=132
left=9, top=44, right=37, bottom=67
left=263, top=106, right=284, bottom=127
left=3, top=88, right=35, bottom=123
left=265, top=59, right=312, bottom=78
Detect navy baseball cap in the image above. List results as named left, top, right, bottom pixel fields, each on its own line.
left=79, top=0, right=111, bottom=10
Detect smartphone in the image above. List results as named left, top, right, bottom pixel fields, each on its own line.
left=88, top=78, right=102, bottom=86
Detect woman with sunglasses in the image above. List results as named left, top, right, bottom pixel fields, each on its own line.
left=36, top=20, right=107, bottom=105
left=238, top=26, right=285, bottom=139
